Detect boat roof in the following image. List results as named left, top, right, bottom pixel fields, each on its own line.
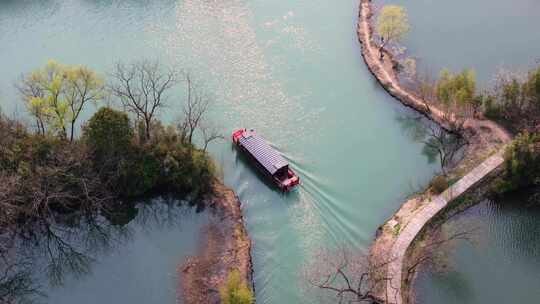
left=238, top=130, right=289, bottom=175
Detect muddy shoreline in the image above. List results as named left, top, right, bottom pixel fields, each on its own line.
left=179, top=180, right=253, bottom=304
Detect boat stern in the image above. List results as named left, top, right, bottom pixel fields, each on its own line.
left=280, top=170, right=300, bottom=191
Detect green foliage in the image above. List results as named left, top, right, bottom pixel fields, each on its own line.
left=392, top=222, right=401, bottom=236
left=19, top=60, right=104, bottom=139
left=524, top=65, right=540, bottom=110
left=482, top=94, right=499, bottom=118
left=435, top=68, right=476, bottom=108
left=219, top=270, right=253, bottom=304
left=376, top=5, right=410, bottom=46
left=494, top=131, right=540, bottom=194
left=502, top=78, right=521, bottom=106
left=0, top=108, right=217, bottom=232
left=470, top=94, right=484, bottom=117
left=4, top=58, right=221, bottom=236
left=430, top=175, right=449, bottom=194
left=83, top=108, right=215, bottom=198
left=0, top=112, right=109, bottom=220
left=84, top=107, right=133, bottom=160
left=143, top=123, right=215, bottom=196
left=485, top=65, right=540, bottom=131
left=116, top=149, right=161, bottom=197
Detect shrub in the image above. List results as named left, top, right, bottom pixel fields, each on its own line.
left=430, top=175, right=449, bottom=194
left=117, top=147, right=161, bottom=197
left=99, top=121, right=216, bottom=198
left=219, top=269, right=253, bottom=304
left=83, top=107, right=133, bottom=161
left=494, top=131, right=540, bottom=194
left=482, top=94, right=500, bottom=119
left=483, top=64, right=540, bottom=132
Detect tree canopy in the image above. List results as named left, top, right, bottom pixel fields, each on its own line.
left=494, top=131, right=540, bottom=194
left=18, top=60, right=104, bottom=140
left=375, top=5, right=410, bottom=56
left=435, top=68, right=476, bottom=109
left=109, top=60, right=177, bottom=141
left=84, top=107, right=133, bottom=161
left=483, top=65, right=540, bottom=131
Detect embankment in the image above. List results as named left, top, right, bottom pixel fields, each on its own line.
left=180, top=180, right=253, bottom=304
left=356, top=0, right=511, bottom=303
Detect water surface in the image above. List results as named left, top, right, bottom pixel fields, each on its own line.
left=369, top=1, right=540, bottom=302
left=376, top=0, right=540, bottom=83
left=7, top=200, right=209, bottom=304
left=415, top=198, right=540, bottom=304
left=0, top=0, right=440, bottom=303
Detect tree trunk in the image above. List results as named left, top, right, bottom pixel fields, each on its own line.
left=143, top=116, right=152, bottom=141
left=37, top=118, right=44, bottom=135
left=60, top=126, right=67, bottom=140
left=70, top=121, right=75, bottom=142
left=188, top=131, right=193, bottom=145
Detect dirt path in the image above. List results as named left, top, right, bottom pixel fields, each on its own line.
left=386, top=152, right=504, bottom=304
left=357, top=0, right=511, bottom=144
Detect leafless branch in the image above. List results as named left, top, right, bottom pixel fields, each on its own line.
left=109, top=60, right=177, bottom=141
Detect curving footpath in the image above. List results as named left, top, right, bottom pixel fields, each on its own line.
left=356, top=0, right=511, bottom=303
left=385, top=151, right=504, bottom=304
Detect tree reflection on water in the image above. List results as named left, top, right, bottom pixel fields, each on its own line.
left=0, top=197, right=205, bottom=303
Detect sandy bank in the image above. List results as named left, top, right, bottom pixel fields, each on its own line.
left=179, top=180, right=253, bottom=304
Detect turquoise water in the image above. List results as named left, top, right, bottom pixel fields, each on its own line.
left=415, top=198, right=540, bottom=304
left=382, top=0, right=540, bottom=83
left=43, top=203, right=210, bottom=304
left=0, top=0, right=440, bottom=303
left=378, top=1, right=540, bottom=302
left=10, top=200, right=210, bottom=304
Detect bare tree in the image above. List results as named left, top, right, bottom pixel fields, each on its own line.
left=396, top=114, right=467, bottom=174
left=405, top=229, right=473, bottom=277
left=305, top=227, right=475, bottom=304
left=109, top=60, right=177, bottom=141
left=422, top=122, right=468, bottom=175
left=178, top=74, right=214, bottom=146
left=0, top=243, right=40, bottom=304
left=200, top=122, right=223, bottom=152
left=413, top=69, right=437, bottom=114
left=304, top=247, right=392, bottom=304
left=0, top=142, right=113, bottom=228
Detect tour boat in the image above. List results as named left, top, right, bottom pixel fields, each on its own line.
left=232, top=128, right=300, bottom=192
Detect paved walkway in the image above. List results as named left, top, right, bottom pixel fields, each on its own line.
left=355, top=1, right=511, bottom=303
left=385, top=151, right=504, bottom=304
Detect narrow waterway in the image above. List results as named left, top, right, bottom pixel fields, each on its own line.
left=0, top=0, right=439, bottom=303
